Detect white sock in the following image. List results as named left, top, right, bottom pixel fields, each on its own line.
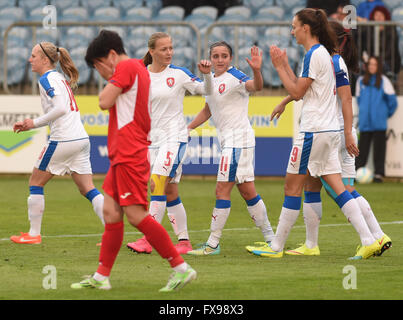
left=173, top=262, right=189, bottom=273
left=246, top=195, right=274, bottom=242
left=303, top=191, right=322, bottom=249
left=167, top=197, right=189, bottom=241
left=149, top=196, right=167, bottom=224
left=336, top=191, right=376, bottom=246
left=28, top=194, right=45, bottom=237
left=271, top=207, right=300, bottom=252
left=207, top=200, right=231, bottom=248
left=85, top=189, right=105, bottom=225
left=353, top=192, right=384, bottom=239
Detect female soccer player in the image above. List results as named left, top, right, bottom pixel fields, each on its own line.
left=127, top=32, right=212, bottom=255
left=71, top=30, right=196, bottom=292
left=186, top=41, right=275, bottom=256
left=10, top=42, right=104, bottom=245
left=270, top=20, right=392, bottom=257
left=249, top=9, right=381, bottom=260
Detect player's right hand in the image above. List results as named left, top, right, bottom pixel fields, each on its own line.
left=198, top=59, right=212, bottom=74
left=271, top=103, right=286, bottom=120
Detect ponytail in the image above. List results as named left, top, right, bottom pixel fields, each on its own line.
left=143, top=51, right=153, bottom=66
left=296, top=8, right=337, bottom=55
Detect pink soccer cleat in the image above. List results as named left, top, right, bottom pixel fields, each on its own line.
left=127, top=236, right=152, bottom=254
left=175, top=240, right=193, bottom=254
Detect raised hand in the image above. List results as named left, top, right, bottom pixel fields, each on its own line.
left=270, top=45, right=287, bottom=69
left=197, top=59, right=212, bottom=74
left=246, top=46, right=263, bottom=71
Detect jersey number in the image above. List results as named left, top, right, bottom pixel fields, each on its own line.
left=164, top=151, right=174, bottom=167
left=62, top=80, right=79, bottom=112
left=290, top=147, right=299, bottom=162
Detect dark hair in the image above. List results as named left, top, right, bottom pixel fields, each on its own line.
left=329, top=20, right=359, bottom=73
left=363, top=56, right=382, bottom=88
left=295, top=8, right=337, bottom=55
left=85, top=29, right=126, bottom=68
left=369, top=5, right=391, bottom=21
left=209, top=41, right=233, bottom=57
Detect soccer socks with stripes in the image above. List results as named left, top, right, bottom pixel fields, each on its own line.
left=97, top=221, right=124, bottom=277
left=207, top=200, right=231, bottom=248
left=351, top=190, right=384, bottom=239
left=85, top=188, right=105, bottom=225
left=149, top=195, right=167, bottom=223
left=246, top=195, right=274, bottom=242
left=167, top=197, right=189, bottom=241
left=27, top=186, right=45, bottom=237
left=335, top=190, right=376, bottom=246
left=303, top=192, right=322, bottom=249
left=271, top=196, right=301, bottom=252
left=137, top=215, right=185, bottom=269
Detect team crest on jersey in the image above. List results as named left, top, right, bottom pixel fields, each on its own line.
left=218, top=83, right=225, bottom=94
left=166, top=77, right=175, bottom=87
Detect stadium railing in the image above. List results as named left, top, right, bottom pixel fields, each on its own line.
left=2, top=20, right=403, bottom=95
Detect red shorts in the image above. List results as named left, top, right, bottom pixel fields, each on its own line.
left=103, top=161, right=150, bottom=209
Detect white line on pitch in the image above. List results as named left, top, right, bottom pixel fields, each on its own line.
left=1, top=220, right=402, bottom=242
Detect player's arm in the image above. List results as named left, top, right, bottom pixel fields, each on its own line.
left=188, top=103, right=211, bottom=130
left=99, top=83, right=122, bottom=110
left=245, top=46, right=263, bottom=92
left=271, top=95, right=294, bottom=120
left=338, top=85, right=359, bottom=157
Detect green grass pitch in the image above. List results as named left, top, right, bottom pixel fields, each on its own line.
left=0, top=175, right=402, bottom=301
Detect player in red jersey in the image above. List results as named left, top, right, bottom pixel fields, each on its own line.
left=71, top=30, right=196, bottom=292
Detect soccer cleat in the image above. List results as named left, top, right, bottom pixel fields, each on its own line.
left=252, top=244, right=283, bottom=258
left=71, top=276, right=111, bottom=290
left=285, top=243, right=320, bottom=256
left=375, top=234, right=392, bottom=256
left=348, top=241, right=381, bottom=260
left=187, top=243, right=220, bottom=256
left=127, top=236, right=152, bottom=254
left=159, top=266, right=197, bottom=292
left=175, top=240, right=193, bottom=254
left=10, top=232, right=41, bottom=244
left=245, top=241, right=270, bottom=253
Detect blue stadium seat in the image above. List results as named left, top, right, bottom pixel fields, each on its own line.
left=234, top=26, right=258, bottom=48
left=126, top=26, right=158, bottom=56
left=191, top=6, right=218, bottom=20
left=172, top=46, right=195, bottom=69
left=35, top=27, right=60, bottom=44
left=185, top=13, right=214, bottom=31
left=69, top=47, right=92, bottom=84
left=262, top=62, right=281, bottom=87
left=144, top=0, right=162, bottom=16
left=254, top=6, right=285, bottom=21
left=82, top=0, right=113, bottom=16
left=92, top=7, right=120, bottom=21
left=236, top=46, right=254, bottom=76
left=278, top=0, right=305, bottom=15
left=242, top=0, right=275, bottom=16
left=166, top=26, right=193, bottom=47
left=7, top=27, right=31, bottom=48
left=49, top=0, right=80, bottom=12
left=223, top=5, right=252, bottom=20
left=28, top=7, right=46, bottom=21
left=18, top=0, right=48, bottom=12
left=6, top=57, right=27, bottom=85
left=134, top=46, right=149, bottom=59
left=60, top=7, right=89, bottom=22
left=63, top=27, right=95, bottom=51
left=154, top=6, right=185, bottom=21
left=384, top=0, right=402, bottom=10
left=0, top=0, right=16, bottom=10
left=125, top=6, right=153, bottom=21
left=113, top=0, right=143, bottom=12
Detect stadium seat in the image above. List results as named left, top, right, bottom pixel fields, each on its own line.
left=262, top=62, right=282, bottom=87
left=28, top=7, right=46, bottom=21
left=278, top=0, right=306, bottom=15
left=254, top=6, right=285, bottom=21
left=0, top=0, right=16, bottom=10
left=185, top=13, right=214, bottom=31
left=126, top=26, right=158, bottom=56
left=165, top=26, right=193, bottom=47
left=242, top=0, right=275, bottom=16
left=172, top=46, right=195, bottom=69
left=125, top=7, right=153, bottom=21
left=191, top=6, right=218, bottom=20
left=18, top=0, right=48, bottom=12
left=234, top=26, right=258, bottom=48
left=35, top=27, right=60, bottom=44
left=60, top=7, right=89, bottom=22
left=144, top=0, right=162, bottom=16
left=7, top=27, right=31, bottom=48
left=82, top=0, right=113, bottom=16
left=392, top=7, right=403, bottom=21
left=6, top=57, right=27, bottom=85
left=134, top=46, right=149, bottom=59
left=154, top=6, right=185, bottom=21
left=49, top=0, right=80, bottom=12
left=223, top=5, right=252, bottom=20
left=236, top=46, right=254, bottom=75
left=92, top=7, right=120, bottom=22
left=384, top=0, right=403, bottom=10
left=113, top=0, right=143, bottom=12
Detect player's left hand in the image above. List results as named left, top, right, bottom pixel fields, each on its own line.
left=13, top=119, right=34, bottom=133
left=345, top=132, right=359, bottom=157
left=198, top=59, right=212, bottom=74
left=94, top=59, right=114, bottom=80
left=246, top=46, right=262, bottom=71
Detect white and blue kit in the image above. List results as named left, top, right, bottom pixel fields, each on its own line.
left=34, top=69, right=91, bottom=175
left=148, top=64, right=212, bottom=183
left=286, top=44, right=341, bottom=178
left=206, top=66, right=255, bottom=183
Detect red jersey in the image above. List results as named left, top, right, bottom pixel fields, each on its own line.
left=107, top=59, right=151, bottom=166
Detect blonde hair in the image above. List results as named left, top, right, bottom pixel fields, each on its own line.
left=39, top=42, right=79, bottom=90
left=142, top=32, right=171, bottom=66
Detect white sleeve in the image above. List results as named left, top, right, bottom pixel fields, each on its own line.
left=382, top=75, right=395, bottom=95
left=33, top=94, right=69, bottom=128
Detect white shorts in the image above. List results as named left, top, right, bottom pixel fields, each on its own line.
left=287, top=131, right=341, bottom=178
left=35, top=138, right=92, bottom=175
left=149, top=142, right=187, bottom=184
left=340, top=127, right=357, bottom=179
left=217, top=147, right=255, bottom=184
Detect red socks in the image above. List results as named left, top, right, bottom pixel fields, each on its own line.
left=138, top=215, right=184, bottom=268
left=97, top=221, right=124, bottom=277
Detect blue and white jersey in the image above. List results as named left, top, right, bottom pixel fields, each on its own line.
left=148, top=64, right=206, bottom=146
left=299, top=44, right=339, bottom=133
left=38, top=69, right=88, bottom=141
left=206, top=66, right=255, bottom=148
left=333, top=54, right=350, bottom=129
